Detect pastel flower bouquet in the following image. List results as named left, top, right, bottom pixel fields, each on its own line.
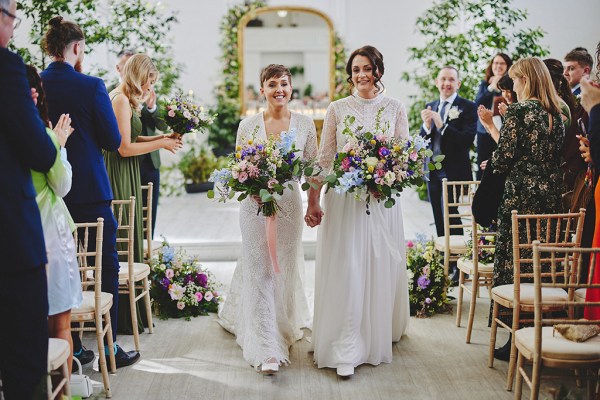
left=150, top=240, right=222, bottom=320
left=208, top=127, right=320, bottom=217
left=406, top=234, right=451, bottom=318
left=462, top=224, right=496, bottom=264
left=324, top=107, right=443, bottom=213
left=160, top=92, right=216, bottom=135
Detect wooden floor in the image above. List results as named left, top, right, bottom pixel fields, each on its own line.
left=76, top=188, right=586, bottom=399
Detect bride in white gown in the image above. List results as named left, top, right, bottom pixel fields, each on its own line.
left=306, top=46, right=410, bottom=377
left=218, top=64, right=316, bottom=374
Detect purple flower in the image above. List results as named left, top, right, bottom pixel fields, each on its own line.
left=197, top=273, right=208, bottom=288
left=160, top=277, right=170, bottom=289
left=417, top=275, right=430, bottom=289
left=425, top=297, right=432, bottom=304
left=378, top=147, right=390, bottom=157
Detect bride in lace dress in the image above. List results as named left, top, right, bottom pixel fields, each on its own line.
left=218, top=65, right=316, bottom=374
left=306, top=46, right=410, bottom=377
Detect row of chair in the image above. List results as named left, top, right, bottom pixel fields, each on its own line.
left=47, top=184, right=156, bottom=399
left=437, top=178, right=600, bottom=399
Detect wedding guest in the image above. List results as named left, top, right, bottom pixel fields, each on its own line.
left=475, top=53, right=512, bottom=179
left=420, top=66, right=477, bottom=239
left=0, top=1, right=57, bottom=397
left=26, top=65, right=81, bottom=381
left=497, top=75, right=517, bottom=107
left=564, top=47, right=593, bottom=96
left=218, top=64, right=315, bottom=374
left=40, top=15, right=140, bottom=369
left=305, top=46, right=410, bottom=377
left=544, top=59, right=575, bottom=129
left=476, top=75, right=517, bottom=151
left=115, top=49, right=169, bottom=238
left=490, top=57, right=565, bottom=360
left=107, top=53, right=180, bottom=264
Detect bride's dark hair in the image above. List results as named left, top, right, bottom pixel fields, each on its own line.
left=345, top=45, right=385, bottom=93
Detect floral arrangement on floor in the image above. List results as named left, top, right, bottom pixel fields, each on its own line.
left=324, top=107, right=443, bottom=213
left=150, top=240, right=222, bottom=320
left=406, top=233, right=451, bottom=318
left=462, top=224, right=496, bottom=264
left=160, top=92, right=216, bottom=135
left=208, top=127, right=320, bottom=216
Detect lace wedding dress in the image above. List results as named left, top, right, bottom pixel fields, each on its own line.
left=218, top=112, right=316, bottom=368
left=312, top=94, right=410, bottom=371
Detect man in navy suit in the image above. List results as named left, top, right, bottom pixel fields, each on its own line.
left=41, top=16, right=140, bottom=368
left=0, top=1, right=57, bottom=398
left=420, top=66, right=477, bottom=239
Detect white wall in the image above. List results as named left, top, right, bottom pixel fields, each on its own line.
left=13, top=0, right=600, bottom=105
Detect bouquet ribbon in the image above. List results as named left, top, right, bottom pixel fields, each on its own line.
left=265, top=216, right=281, bottom=274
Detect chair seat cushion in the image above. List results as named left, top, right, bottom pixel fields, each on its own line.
left=492, top=283, right=568, bottom=305
left=434, top=235, right=468, bottom=254
left=457, top=258, right=493, bottom=274
left=515, top=326, right=600, bottom=361
left=48, top=338, right=70, bottom=371
left=575, top=288, right=587, bottom=302
left=72, top=291, right=113, bottom=315
left=119, top=262, right=150, bottom=282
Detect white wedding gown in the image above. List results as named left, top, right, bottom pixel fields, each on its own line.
left=312, top=94, right=410, bottom=370
left=218, top=112, right=316, bottom=368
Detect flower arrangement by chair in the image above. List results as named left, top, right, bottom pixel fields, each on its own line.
left=150, top=240, right=222, bottom=320
left=462, top=224, right=496, bottom=264
left=406, top=233, right=451, bottom=317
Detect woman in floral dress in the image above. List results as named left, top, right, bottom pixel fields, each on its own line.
left=489, top=57, right=565, bottom=358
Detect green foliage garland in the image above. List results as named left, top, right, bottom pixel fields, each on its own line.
left=401, top=0, right=549, bottom=134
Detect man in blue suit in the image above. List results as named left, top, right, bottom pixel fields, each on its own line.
left=0, top=1, right=57, bottom=398
left=420, top=66, right=477, bottom=239
left=41, top=16, right=140, bottom=368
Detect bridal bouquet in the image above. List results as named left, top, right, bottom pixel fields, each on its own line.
left=150, top=240, right=222, bottom=320
left=406, top=234, right=451, bottom=318
left=160, top=92, right=216, bottom=135
left=324, top=107, right=443, bottom=212
left=208, top=127, right=320, bottom=217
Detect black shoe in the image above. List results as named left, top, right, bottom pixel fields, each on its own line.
left=493, top=337, right=512, bottom=361
left=106, top=344, right=140, bottom=369
left=72, top=345, right=95, bottom=371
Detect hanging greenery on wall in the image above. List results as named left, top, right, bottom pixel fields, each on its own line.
left=13, top=0, right=181, bottom=96
left=401, top=0, right=549, bottom=134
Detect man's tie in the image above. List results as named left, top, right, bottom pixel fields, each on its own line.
left=439, top=100, right=449, bottom=123
left=432, top=101, right=448, bottom=157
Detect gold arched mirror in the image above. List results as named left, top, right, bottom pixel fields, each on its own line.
left=238, top=6, right=335, bottom=120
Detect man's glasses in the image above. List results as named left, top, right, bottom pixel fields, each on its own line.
left=0, top=7, right=21, bottom=30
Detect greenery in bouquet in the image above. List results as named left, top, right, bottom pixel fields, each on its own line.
left=324, top=107, right=444, bottom=213
left=160, top=92, right=216, bottom=135
left=150, top=240, right=222, bottom=320
left=406, top=234, right=451, bottom=317
left=462, top=224, right=497, bottom=264
left=208, top=127, right=320, bottom=217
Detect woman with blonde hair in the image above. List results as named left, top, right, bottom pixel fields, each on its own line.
left=489, top=57, right=565, bottom=360
left=105, top=53, right=181, bottom=264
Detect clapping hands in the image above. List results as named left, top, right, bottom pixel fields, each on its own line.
left=580, top=77, right=600, bottom=113
left=51, top=114, right=74, bottom=147
left=421, top=106, right=443, bottom=130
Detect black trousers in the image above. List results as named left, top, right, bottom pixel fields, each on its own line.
left=0, top=266, right=48, bottom=399
left=427, top=169, right=464, bottom=237
left=476, top=132, right=498, bottom=180
left=139, top=156, right=160, bottom=238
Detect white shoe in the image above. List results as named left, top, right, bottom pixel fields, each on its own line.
left=336, top=364, right=354, bottom=377
left=259, top=358, right=279, bottom=375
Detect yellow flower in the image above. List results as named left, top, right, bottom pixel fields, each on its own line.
left=368, top=166, right=374, bottom=173
left=247, top=139, right=253, bottom=145
left=235, top=152, right=241, bottom=159
left=349, top=150, right=355, bottom=156
left=235, top=145, right=241, bottom=151
left=393, top=145, right=400, bottom=152
left=370, top=139, right=376, bottom=145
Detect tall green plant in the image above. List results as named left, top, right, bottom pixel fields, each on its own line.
left=13, top=0, right=180, bottom=95
left=401, top=0, right=549, bottom=134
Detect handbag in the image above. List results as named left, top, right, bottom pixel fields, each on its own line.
left=472, top=161, right=507, bottom=226
left=70, top=357, right=94, bottom=398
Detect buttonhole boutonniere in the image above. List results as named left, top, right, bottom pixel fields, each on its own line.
left=447, top=106, right=462, bottom=121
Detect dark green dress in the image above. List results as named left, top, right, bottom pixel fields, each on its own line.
left=489, top=100, right=565, bottom=322
left=104, top=94, right=146, bottom=333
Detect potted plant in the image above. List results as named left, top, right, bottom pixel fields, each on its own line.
left=178, top=145, right=227, bottom=193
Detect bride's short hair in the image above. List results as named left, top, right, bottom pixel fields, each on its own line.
left=260, top=64, right=292, bottom=86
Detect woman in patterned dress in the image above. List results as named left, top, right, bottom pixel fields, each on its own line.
left=489, top=57, right=565, bottom=359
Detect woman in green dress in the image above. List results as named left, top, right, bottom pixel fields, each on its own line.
left=489, top=57, right=565, bottom=359
left=105, top=54, right=181, bottom=333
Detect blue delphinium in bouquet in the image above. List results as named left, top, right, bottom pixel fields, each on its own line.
left=160, top=91, right=216, bottom=135
left=150, top=240, right=222, bottom=320
left=324, top=107, right=444, bottom=214
left=406, top=233, right=451, bottom=317
left=208, top=127, right=320, bottom=216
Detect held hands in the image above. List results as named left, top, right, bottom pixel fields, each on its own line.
left=421, top=106, right=443, bottom=130
left=51, top=114, right=74, bottom=147
left=477, top=105, right=494, bottom=133
left=304, top=204, right=324, bottom=227
left=161, top=135, right=183, bottom=154
left=577, top=135, right=592, bottom=164
left=580, top=77, right=600, bottom=113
